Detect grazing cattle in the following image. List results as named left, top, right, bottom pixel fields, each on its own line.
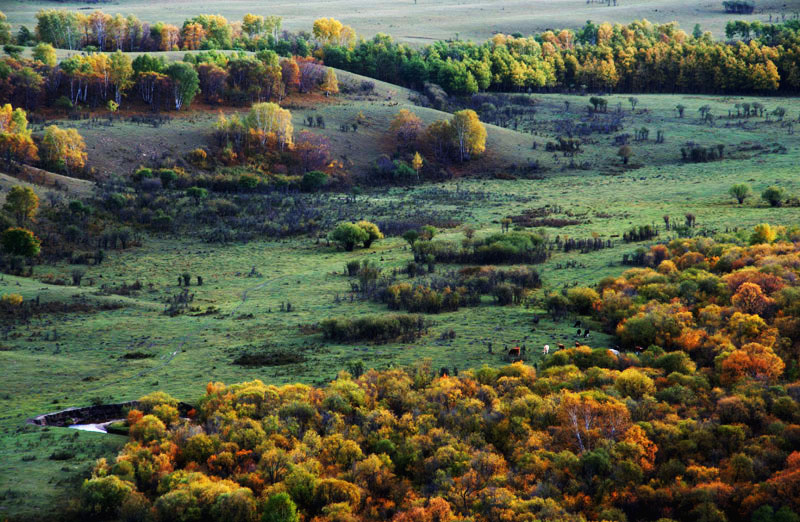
left=583, top=329, right=591, bottom=339
left=575, top=341, right=581, bottom=347
left=573, top=320, right=582, bottom=327
left=508, top=346, right=521, bottom=360
left=543, top=344, right=550, bottom=355
left=557, top=343, right=565, bottom=350
left=576, top=329, right=582, bottom=336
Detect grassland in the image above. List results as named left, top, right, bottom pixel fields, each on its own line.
left=2, top=31, right=800, bottom=521
left=2, top=95, right=800, bottom=516
left=4, top=0, right=800, bottom=44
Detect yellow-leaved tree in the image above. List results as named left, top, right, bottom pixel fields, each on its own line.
left=0, top=104, right=38, bottom=166
left=41, top=125, right=87, bottom=174
left=451, top=109, right=486, bottom=162
left=246, top=102, right=293, bottom=151
left=321, top=68, right=339, bottom=96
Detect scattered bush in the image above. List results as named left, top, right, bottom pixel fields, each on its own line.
left=320, top=314, right=427, bottom=343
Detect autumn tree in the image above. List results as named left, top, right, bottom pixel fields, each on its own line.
left=181, top=22, right=205, bottom=50
left=242, top=14, right=264, bottom=39
left=294, top=131, right=331, bottom=172
left=0, top=104, right=38, bottom=166
left=41, top=125, right=87, bottom=174
left=246, top=102, right=293, bottom=150
left=390, top=109, right=423, bottom=150
left=3, top=186, right=39, bottom=225
left=281, top=59, right=300, bottom=93
left=109, top=50, right=134, bottom=105
left=356, top=221, right=383, bottom=248
left=313, top=18, right=356, bottom=48
left=556, top=390, right=631, bottom=452
left=732, top=282, right=775, bottom=316
left=450, top=110, right=486, bottom=162
left=32, top=42, right=57, bottom=67
left=321, top=68, right=339, bottom=96
left=412, top=152, right=423, bottom=180
left=720, top=342, right=785, bottom=384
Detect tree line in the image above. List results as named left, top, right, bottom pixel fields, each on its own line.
left=8, top=11, right=800, bottom=96
left=0, top=46, right=337, bottom=113
left=320, top=19, right=800, bottom=95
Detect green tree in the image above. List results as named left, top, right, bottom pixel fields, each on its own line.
left=329, top=222, right=368, bottom=251
left=1, top=227, right=40, bottom=257
left=3, top=44, right=23, bottom=59
left=301, top=170, right=328, bottom=192
left=3, top=186, right=39, bottom=225
left=402, top=229, right=419, bottom=246
left=186, top=186, right=208, bottom=202
left=166, top=62, right=199, bottom=110
left=262, top=493, right=299, bottom=522
left=762, top=186, right=785, bottom=207
left=729, top=183, right=751, bottom=204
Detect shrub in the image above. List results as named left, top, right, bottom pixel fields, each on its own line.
left=413, top=232, right=546, bottom=265
left=750, top=223, right=778, bottom=245
left=319, top=314, right=426, bottom=343
left=188, top=147, right=208, bottom=167
left=158, top=168, right=178, bottom=187
left=186, top=186, right=208, bottom=201
left=762, top=186, right=785, bottom=207
left=1, top=227, right=41, bottom=257
left=567, top=287, right=600, bottom=314
left=329, top=223, right=369, bottom=251
left=385, top=283, right=464, bottom=313
left=402, top=229, right=419, bottom=246
left=355, top=221, right=383, bottom=248
left=615, top=368, right=655, bottom=398
left=132, top=167, right=153, bottom=182
left=301, top=170, right=328, bottom=192
left=729, top=183, right=751, bottom=204
left=546, top=292, right=570, bottom=320
left=1, top=293, right=23, bottom=306
left=81, top=475, right=132, bottom=519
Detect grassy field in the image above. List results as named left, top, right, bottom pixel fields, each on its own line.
left=2, top=33, right=800, bottom=517
left=2, top=106, right=800, bottom=517
left=4, top=0, right=800, bottom=44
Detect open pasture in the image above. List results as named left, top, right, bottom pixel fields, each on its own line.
left=4, top=0, right=800, bottom=43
